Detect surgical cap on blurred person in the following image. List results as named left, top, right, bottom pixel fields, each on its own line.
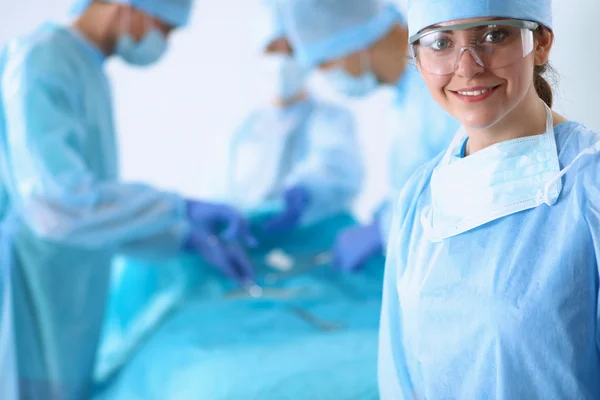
left=280, top=0, right=404, bottom=68
left=254, top=0, right=287, bottom=51
left=71, top=0, right=194, bottom=27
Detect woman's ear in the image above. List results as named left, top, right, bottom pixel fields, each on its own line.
left=534, top=28, right=554, bottom=66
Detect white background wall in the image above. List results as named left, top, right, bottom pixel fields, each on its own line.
left=1, top=0, right=598, bottom=220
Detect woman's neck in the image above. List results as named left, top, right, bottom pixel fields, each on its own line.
left=465, top=87, right=548, bottom=155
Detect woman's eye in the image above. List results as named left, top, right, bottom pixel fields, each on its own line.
left=483, top=29, right=508, bottom=43
left=431, top=38, right=451, bottom=51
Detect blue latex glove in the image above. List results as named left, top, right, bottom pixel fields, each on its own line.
left=332, top=222, right=383, bottom=271
left=186, top=200, right=257, bottom=247
left=262, top=186, right=311, bottom=232
left=183, top=230, right=255, bottom=282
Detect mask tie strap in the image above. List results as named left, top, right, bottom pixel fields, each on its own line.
left=420, top=205, right=443, bottom=243
left=541, top=140, right=600, bottom=205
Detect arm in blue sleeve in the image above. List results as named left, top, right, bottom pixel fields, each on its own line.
left=284, top=105, right=364, bottom=223
left=1, top=68, right=188, bottom=254
left=378, top=157, right=440, bottom=398
left=378, top=195, right=417, bottom=399
left=378, top=202, right=413, bottom=400
left=582, top=143, right=600, bottom=353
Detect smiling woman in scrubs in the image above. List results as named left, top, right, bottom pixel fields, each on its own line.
left=378, top=0, right=600, bottom=398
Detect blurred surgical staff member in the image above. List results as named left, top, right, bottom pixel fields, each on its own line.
left=0, top=0, right=257, bottom=398
left=280, top=0, right=460, bottom=271
left=379, top=0, right=600, bottom=398
left=228, top=0, right=364, bottom=233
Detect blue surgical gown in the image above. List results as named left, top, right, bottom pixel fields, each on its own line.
left=0, top=24, right=188, bottom=399
left=377, top=66, right=460, bottom=242
left=228, top=97, right=364, bottom=225
left=378, top=121, right=600, bottom=399
left=0, top=218, right=18, bottom=400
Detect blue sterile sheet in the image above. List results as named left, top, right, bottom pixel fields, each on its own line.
left=94, top=213, right=384, bottom=400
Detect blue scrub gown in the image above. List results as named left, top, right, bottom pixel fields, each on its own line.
left=0, top=24, right=188, bottom=399
left=379, top=121, right=600, bottom=399
left=0, top=216, right=18, bottom=400
left=228, top=97, right=364, bottom=226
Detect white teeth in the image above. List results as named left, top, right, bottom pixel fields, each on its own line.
left=457, top=88, right=491, bottom=96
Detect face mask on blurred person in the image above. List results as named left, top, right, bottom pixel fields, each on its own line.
left=260, top=54, right=308, bottom=101
left=322, top=53, right=379, bottom=98
left=115, top=11, right=168, bottom=67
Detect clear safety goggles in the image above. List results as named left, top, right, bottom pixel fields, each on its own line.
left=409, top=19, right=539, bottom=76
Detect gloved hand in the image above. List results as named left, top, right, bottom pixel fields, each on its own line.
left=185, top=199, right=256, bottom=247
left=183, top=230, right=255, bottom=282
left=332, top=222, right=383, bottom=271
left=262, top=186, right=311, bottom=232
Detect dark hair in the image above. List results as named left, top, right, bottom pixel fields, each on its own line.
left=534, top=64, right=553, bottom=107
left=533, top=27, right=557, bottom=107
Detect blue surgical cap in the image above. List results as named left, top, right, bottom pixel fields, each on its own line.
left=408, top=0, right=552, bottom=39
left=254, top=0, right=286, bottom=51
left=280, top=0, right=405, bottom=68
left=71, top=0, right=194, bottom=27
